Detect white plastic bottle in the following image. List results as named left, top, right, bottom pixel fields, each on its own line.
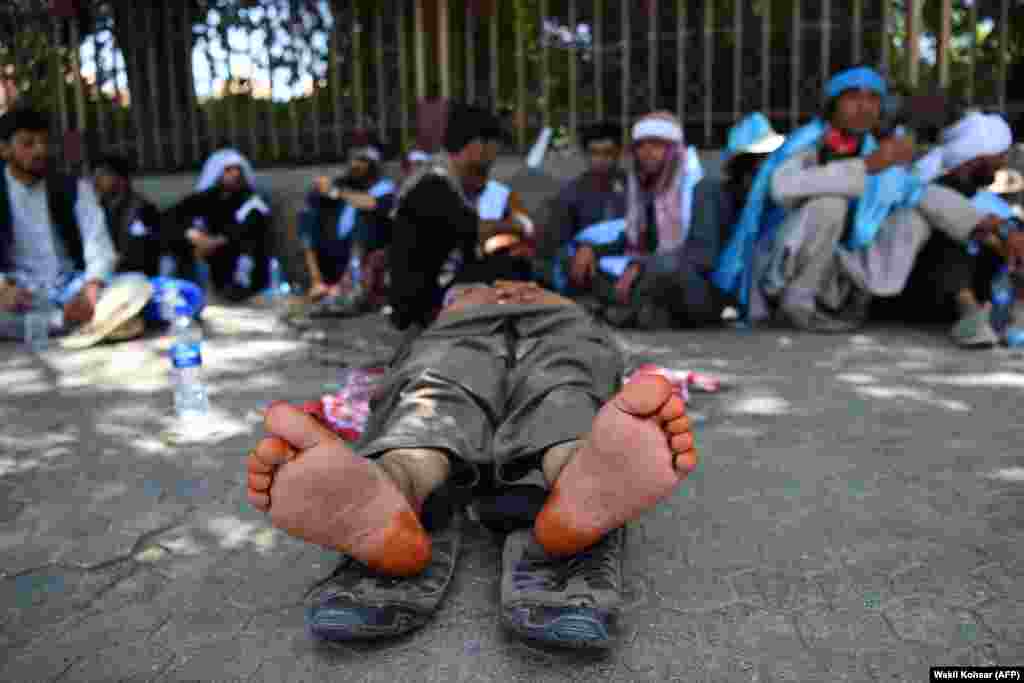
left=168, top=296, right=209, bottom=418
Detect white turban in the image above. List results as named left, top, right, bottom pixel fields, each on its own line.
left=195, top=149, right=258, bottom=193
left=916, top=112, right=1013, bottom=183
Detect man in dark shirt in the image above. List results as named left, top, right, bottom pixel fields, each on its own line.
left=388, top=104, right=532, bottom=331
left=542, top=122, right=627, bottom=290
left=92, top=155, right=165, bottom=277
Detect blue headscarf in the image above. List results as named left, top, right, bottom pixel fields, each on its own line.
left=711, top=66, right=924, bottom=318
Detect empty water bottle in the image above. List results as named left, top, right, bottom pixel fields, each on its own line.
left=168, top=295, right=209, bottom=418
left=234, top=254, right=254, bottom=290
left=349, top=253, right=363, bottom=298
left=990, top=266, right=1014, bottom=334
left=23, top=282, right=51, bottom=352
left=268, top=257, right=282, bottom=299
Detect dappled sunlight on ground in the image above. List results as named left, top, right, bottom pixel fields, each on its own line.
left=854, top=384, right=971, bottom=413
left=917, top=372, right=1024, bottom=389
left=837, top=373, right=878, bottom=385
left=726, top=393, right=792, bottom=416
left=983, top=467, right=1024, bottom=483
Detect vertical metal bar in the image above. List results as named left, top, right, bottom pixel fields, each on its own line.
left=998, top=0, right=1009, bottom=110
left=515, top=0, right=526, bottom=151
left=353, top=6, right=365, bottom=128
left=109, top=29, right=123, bottom=151
left=246, top=26, right=258, bottom=161
left=398, top=0, right=410, bottom=149
left=906, top=0, right=920, bottom=90
left=206, top=39, right=219, bottom=153
left=879, top=0, right=889, bottom=77
left=53, top=19, right=70, bottom=148
left=938, top=0, right=952, bottom=88
left=733, top=0, right=742, bottom=123
left=330, top=4, right=343, bottom=156
left=648, top=0, right=658, bottom=112
left=790, top=0, right=800, bottom=130
left=967, top=0, right=977, bottom=106
left=594, top=0, right=604, bottom=121
left=93, top=32, right=107, bottom=155
left=265, top=6, right=281, bottom=162
left=70, top=15, right=88, bottom=169
left=703, top=0, right=712, bottom=145
left=490, top=1, right=499, bottom=113
left=466, top=3, right=476, bottom=104
left=541, top=0, right=550, bottom=129
left=761, top=0, right=770, bottom=114
left=677, top=0, right=685, bottom=126
left=222, top=23, right=237, bottom=152
left=375, top=10, right=386, bottom=144
left=438, top=0, right=451, bottom=100
left=851, top=0, right=862, bottom=65
left=568, top=0, right=577, bottom=143
left=622, top=0, right=630, bottom=144
left=165, top=2, right=182, bottom=167
left=820, top=0, right=830, bottom=92
left=414, top=0, right=426, bottom=102
left=184, top=0, right=199, bottom=165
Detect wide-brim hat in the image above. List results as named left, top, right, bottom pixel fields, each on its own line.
left=60, top=275, right=153, bottom=350
left=988, top=168, right=1024, bottom=195
left=722, top=112, right=786, bottom=165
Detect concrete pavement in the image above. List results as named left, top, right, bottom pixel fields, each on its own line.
left=1, top=305, right=1022, bottom=682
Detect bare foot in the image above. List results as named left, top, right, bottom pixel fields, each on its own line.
left=245, top=403, right=431, bottom=576
left=533, top=374, right=698, bottom=557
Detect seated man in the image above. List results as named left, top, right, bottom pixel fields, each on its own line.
left=873, top=112, right=1017, bottom=346
left=246, top=280, right=699, bottom=647
left=716, top=113, right=786, bottom=247
left=298, top=140, right=395, bottom=308
left=387, top=103, right=537, bottom=332
left=92, top=154, right=168, bottom=278
left=712, top=65, right=1010, bottom=334
left=0, top=108, right=116, bottom=339
left=543, top=121, right=627, bottom=290
left=166, top=149, right=272, bottom=302
left=566, top=112, right=725, bottom=329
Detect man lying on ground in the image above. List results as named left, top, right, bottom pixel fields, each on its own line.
left=245, top=280, right=699, bottom=648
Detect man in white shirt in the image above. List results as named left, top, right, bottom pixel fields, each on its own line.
left=0, top=108, right=116, bottom=338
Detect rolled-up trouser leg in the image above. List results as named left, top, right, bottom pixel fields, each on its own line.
left=491, top=303, right=624, bottom=484
left=633, top=252, right=723, bottom=326
left=354, top=305, right=512, bottom=486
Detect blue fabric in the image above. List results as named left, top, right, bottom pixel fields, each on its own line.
left=336, top=179, right=396, bottom=240
left=144, top=277, right=206, bottom=322
left=711, top=118, right=924, bottom=316
left=824, top=66, right=887, bottom=100
left=971, top=191, right=1015, bottom=220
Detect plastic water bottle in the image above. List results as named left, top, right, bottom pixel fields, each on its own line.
left=159, top=255, right=177, bottom=277
left=168, top=296, right=209, bottom=418
left=23, top=282, right=51, bottom=352
left=268, top=258, right=282, bottom=299
left=234, top=254, right=254, bottom=290
left=990, top=266, right=1014, bottom=334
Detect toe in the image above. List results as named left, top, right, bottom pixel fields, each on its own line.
left=673, top=449, right=698, bottom=474
left=666, top=415, right=691, bottom=435
left=670, top=432, right=693, bottom=453
left=254, top=436, right=296, bottom=467
left=248, top=472, right=272, bottom=491
left=615, top=374, right=674, bottom=417
left=658, top=395, right=686, bottom=423
left=247, top=457, right=274, bottom=474
left=265, top=403, right=335, bottom=452
left=248, top=488, right=270, bottom=510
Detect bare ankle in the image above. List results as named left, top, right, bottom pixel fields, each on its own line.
left=542, top=440, right=583, bottom=486
left=377, top=448, right=451, bottom=507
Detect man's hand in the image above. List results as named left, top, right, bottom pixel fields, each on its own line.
left=570, top=245, right=597, bottom=289
left=615, top=263, right=642, bottom=305
left=864, top=136, right=915, bottom=174
left=339, top=191, right=377, bottom=211
left=308, top=281, right=330, bottom=301
left=0, top=280, right=32, bottom=312
left=1006, top=231, right=1024, bottom=273
left=187, top=229, right=228, bottom=259
left=314, top=176, right=333, bottom=197
left=64, top=287, right=97, bottom=326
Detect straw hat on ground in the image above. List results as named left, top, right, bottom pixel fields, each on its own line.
left=60, top=275, right=153, bottom=350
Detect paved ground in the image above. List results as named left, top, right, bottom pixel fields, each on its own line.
left=1, top=304, right=1022, bottom=682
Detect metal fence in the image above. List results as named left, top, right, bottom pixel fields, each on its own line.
left=3, top=0, right=1019, bottom=174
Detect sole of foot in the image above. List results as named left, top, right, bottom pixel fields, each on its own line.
left=246, top=402, right=431, bottom=576
left=533, top=374, right=697, bottom=558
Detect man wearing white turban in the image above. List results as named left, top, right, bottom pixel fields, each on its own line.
left=166, top=149, right=272, bottom=302
left=873, top=112, right=1021, bottom=346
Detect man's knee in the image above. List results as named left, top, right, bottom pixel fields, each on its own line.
left=799, top=196, right=851, bottom=236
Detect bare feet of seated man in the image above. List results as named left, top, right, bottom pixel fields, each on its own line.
left=535, top=374, right=698, bottom=558
left=246, top=402, right=432, bottom=577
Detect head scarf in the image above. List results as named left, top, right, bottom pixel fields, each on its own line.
left=625, top=112, right=688, bottom=254
left=195, top=149, right=257, bottom=193
left=915, top=112, right=1014, bottom=183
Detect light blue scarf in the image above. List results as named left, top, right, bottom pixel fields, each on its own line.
left=337, top=178, right=396, bottom=240
left=711, top=87, right=925, bottom=316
